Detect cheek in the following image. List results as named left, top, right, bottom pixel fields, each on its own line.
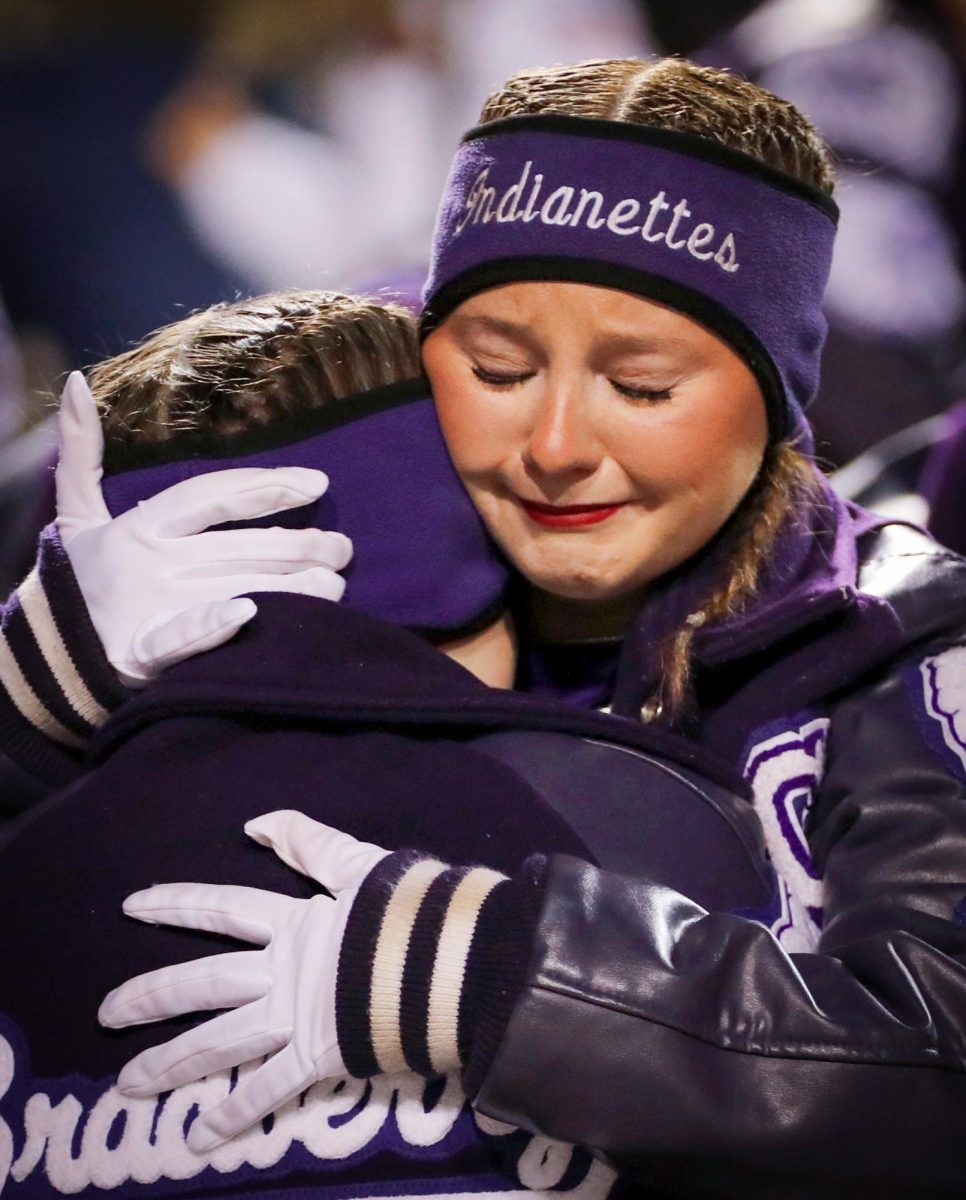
left=705, top=405, right=770, bottom=508
left=432, top=382, right=515, bottom=479
left=424, top=343, right=489, bottom=474
left=434, top=393, right=497, bottom=477
left=622, top=403, right=766, bottom=517
left=685, top=427, right=763, bottom=497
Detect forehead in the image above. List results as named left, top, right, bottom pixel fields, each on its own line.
left=446, top=281, right=730, bottom=359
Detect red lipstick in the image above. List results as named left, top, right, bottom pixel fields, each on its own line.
left=519, top=499, right=625, bottom=528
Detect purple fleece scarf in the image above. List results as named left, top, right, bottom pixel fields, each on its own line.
left=423, top=115, right=838, bottom=443
left=100, top=378, right=509, bottom=638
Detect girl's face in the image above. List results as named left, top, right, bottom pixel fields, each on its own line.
left=423, top=281, right=768, bottom=611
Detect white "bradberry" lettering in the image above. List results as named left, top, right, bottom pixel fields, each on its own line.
left=453, top=161, right=740, bottom=273
left=0, top=1033, right=616, bottom=1198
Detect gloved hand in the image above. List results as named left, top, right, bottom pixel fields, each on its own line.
left=98, top=810, right=390, bottom=1153
left=55, top=372, right=353, bottom=686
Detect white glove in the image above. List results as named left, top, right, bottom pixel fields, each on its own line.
left=98, top=810, right=390, bottom=1153
left=55, top=372, right=353, bottom=686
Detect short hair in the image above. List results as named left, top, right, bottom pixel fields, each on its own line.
left=87, top=290, right=420, bottom=446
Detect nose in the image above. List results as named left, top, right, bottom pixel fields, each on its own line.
left=521, top=376, right=601, bottom=483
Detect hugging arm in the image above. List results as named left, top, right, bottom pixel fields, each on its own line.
left=102, top=640, right=966, bottom=1197
left=0, top=374, right=350, bottom=786
left=467, top=643, right=966, bottom=1197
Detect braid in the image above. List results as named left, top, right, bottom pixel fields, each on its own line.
left=654, top=444, right=818, bottom=721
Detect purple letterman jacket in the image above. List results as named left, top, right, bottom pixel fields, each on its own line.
left=0, top=590, right=772, bottom=1200
left=2, top=481, right=966, bottom=1197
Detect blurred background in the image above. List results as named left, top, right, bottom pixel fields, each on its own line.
left=0, top=0, right=964, bottom=596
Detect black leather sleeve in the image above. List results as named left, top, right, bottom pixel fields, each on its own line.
left=472, top=643, right=966, bottom=1199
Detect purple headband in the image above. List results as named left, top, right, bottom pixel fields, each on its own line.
left=101, top=379, right=508, bottom=639
left=422, top=115, right=839, bottom=442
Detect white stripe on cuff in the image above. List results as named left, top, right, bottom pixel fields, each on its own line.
left=369, top=859, right=448, bottom=1074
left=0, top=628, right=85, bottom=748
left=18, top=567, right=112, bottom=728
left=426, top=867, right=505, bottom=1075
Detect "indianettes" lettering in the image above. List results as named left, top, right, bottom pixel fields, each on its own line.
left=453, top=160, right=740, bottom=273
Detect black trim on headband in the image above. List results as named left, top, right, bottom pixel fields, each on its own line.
left=102, top=377, right=431, bottom=475
left=420, top=257, right=787, bottom=443
left=461, top=114, right=839, bottom=223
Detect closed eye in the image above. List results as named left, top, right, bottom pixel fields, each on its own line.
left=472, top=365, right=536, bottom=388
left=609, top=380, right=673, bottom=403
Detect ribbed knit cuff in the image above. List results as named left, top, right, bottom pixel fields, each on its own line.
left=461, top=853, right=549, bottom=1095
left=0, top=523, right=129, bottom=783
left=336, top=850, right=547, bottom=1083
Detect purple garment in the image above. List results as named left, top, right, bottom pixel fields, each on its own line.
left=607, top=473, right=906, bottom=756
left=516, top=638, right=622, bottom=710
left=423, top=116, right=838, bottom=441
left=0, top=594, right=769, bottom=1199
left=100, top=379, right=508, bottom=638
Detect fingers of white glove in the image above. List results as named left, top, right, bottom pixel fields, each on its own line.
left=130, top=598, right=258, bottom=677
left=139, top=468, right=330, bottom=539
left=179, top=566, right=348, bottom=604
left=245, top=810, right=390, bottom=893
left=121, top=882, right=298, bottom=943
left=115, top=1007, right=291, bottom=1098
left=98, top=950, right=269, bottom=1029
left=176, top=527, right=353, bottom=576
left=54, top=371, right=111, bottom=537
left=185, top=1042, right=320, bottom=1152
left=122, top=557, right=346, bottom=681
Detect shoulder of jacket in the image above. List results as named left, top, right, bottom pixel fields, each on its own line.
left=856, top=522, right=966, bottom=645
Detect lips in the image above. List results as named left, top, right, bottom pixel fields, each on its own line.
left=519, top=498, right=626, bottom=528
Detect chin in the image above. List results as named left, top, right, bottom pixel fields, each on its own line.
left=525, top=564, right=640, bottom=602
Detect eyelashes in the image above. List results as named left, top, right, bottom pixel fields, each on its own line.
left=471, top=363, right=674, bottom=405
left=471, top=365, right=534, bottom=388
left=609, top=381, right=674, bottom=404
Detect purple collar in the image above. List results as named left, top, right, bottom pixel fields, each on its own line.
left=609, top=473, right=876, bottom=715
left=423, top=115, right=838, bottom=443
left=100, top=379, right=509, bottom=639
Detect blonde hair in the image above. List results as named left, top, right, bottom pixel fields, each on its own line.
left=479, top=58, right=830, bottom=719
left=87, top=290, right=420, bottom=446
left=480, top=57, right=836, bottom=194
left=654, top=444, right=817, bottom=719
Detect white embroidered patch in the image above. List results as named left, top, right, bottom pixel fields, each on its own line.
left=921, top=647, right=966, bottom=777
left=0, top=1033, right=612, bottom=1198
left=474, top=1113, right=616, bottom=1199
left=743, top=718, right=829, bottom=951
left=0, top=1036, right=13, bottom=1195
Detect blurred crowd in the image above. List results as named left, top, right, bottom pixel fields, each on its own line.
left=0, top=0, right=964, bottom=593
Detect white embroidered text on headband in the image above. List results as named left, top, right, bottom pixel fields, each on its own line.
left=421, top=115, right=839, bottom=443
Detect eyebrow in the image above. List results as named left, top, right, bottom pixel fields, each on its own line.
left=593, top=332, right=700, bottom=358
left=447, top=314, right=540, bottom=348
left=448, top=314, right=699, bottom=358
